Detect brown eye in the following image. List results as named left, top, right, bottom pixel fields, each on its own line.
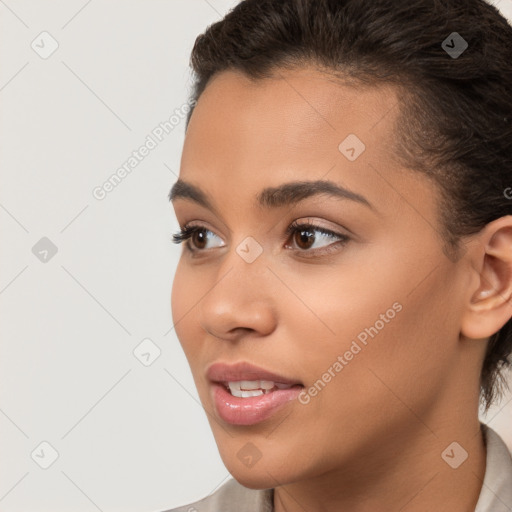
left=171, top=225, right=225, bottom=252
left=294, top=227, right=316, bottom=250
left=172, top=220, right=349, bottom=257
left=285, top=221, right=349, bottom=255
left=191, top=228, right=208, bottom=250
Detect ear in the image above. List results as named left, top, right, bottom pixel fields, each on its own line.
left=460, top=215, right=512, bottom=340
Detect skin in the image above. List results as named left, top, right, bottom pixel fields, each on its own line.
left=170, top=67, right=512, bottom=512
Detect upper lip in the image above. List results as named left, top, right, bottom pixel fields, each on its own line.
left=207, top=361, right=303, bottom=385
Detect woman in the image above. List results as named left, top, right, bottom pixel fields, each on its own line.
left=164, top=0, right=512, bottom=510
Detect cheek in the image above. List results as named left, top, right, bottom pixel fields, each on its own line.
left=170, top=261, right=198, bottom=355
left=280, top=262, right=404, bottom=357
left=285, top=253, right=455, bottom=405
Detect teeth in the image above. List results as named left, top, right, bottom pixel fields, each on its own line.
left=242, top=380, right=275, bottom=390
left=225, top=380, right=295, bottom=398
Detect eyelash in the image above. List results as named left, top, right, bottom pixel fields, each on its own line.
left=170, top=220, right=350, bottom=257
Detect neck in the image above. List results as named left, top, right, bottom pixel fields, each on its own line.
left=273, top=407, right=486, bottom=512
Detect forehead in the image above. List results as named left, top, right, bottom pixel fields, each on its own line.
left=178, top=67, right=436, bottom=224
left=187, top=67, right=400, bottom=144
left=182, top=67, right=401, bottom=175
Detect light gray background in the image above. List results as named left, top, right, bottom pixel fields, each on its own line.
left=1, top=1, right=511, bottom=511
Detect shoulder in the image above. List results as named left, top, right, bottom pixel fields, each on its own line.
left=159, top=478, right=274, bottom=512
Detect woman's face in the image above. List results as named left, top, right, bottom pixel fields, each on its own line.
left=170, top=68, right=481, bottom=488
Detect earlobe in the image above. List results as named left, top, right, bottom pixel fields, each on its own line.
left=460, top=216, right=512, bottom=340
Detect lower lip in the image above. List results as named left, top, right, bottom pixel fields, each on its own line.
left=211, top=382, right=303, bottom=426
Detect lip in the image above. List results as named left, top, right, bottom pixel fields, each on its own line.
left=207, top=361, right=304, bottom=426
left=206, top=361, right=303, bottom=385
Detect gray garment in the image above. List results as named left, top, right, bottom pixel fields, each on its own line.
left=476, top=424, right=512, bottom=512
left=164, top=424, right=512, bottom=512
left=163, top=479, right=273, bottom=512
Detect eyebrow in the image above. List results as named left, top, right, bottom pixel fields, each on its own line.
left=168, top=179, right=374, bottom=212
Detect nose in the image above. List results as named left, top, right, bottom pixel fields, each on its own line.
left=199, top=249, right=278, bottom=342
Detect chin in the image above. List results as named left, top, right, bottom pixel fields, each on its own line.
left=227, top=468, right=283, bottom=490
left=221, top=452, right=302, bottom=490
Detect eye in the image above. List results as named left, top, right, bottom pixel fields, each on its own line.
left=284, top=219, right=350, bottom=256
left=171, top=224, right=225, bottom=251
left=171, top=219, right=350, bottom=256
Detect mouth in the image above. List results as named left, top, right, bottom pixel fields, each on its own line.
left=207, top=360, right=303, bottom=391
left=221, top=380, right=302, bottom=398
left=207, top=361, right=304, bottom=425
